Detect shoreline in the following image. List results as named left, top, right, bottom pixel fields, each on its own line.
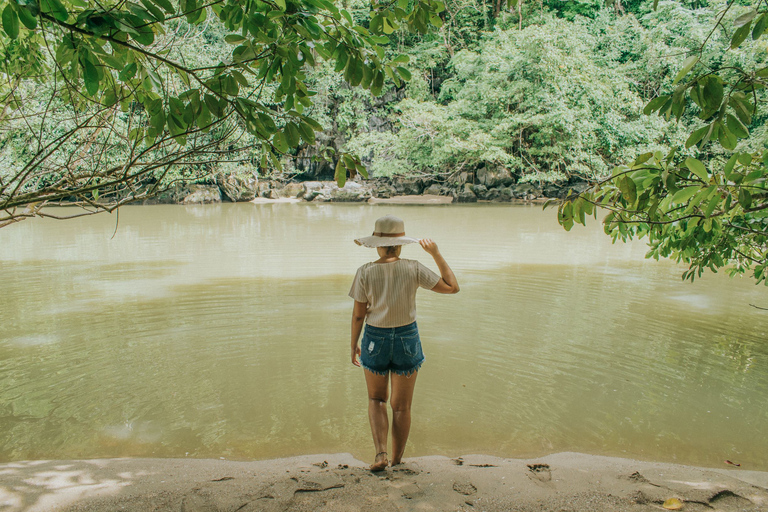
left=2, top=452, right=766, bottom=511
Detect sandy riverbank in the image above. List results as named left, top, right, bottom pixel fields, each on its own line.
left=1, top=452, right=766, bottom=511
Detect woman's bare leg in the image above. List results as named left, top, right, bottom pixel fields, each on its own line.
left=363, top=369, right=390, bottom=470
left=389, top=371, right=418, bottom=465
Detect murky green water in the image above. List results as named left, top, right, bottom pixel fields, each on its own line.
left=1, top=203, right=767, bottom=469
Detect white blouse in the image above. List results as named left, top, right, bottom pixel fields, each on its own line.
left=349, top=259, right=441, bottom=328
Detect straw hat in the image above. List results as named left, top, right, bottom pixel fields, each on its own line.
left=354, top=215, right=421, bottom=248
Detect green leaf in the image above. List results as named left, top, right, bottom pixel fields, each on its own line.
left=703, top=192, right=720, bottom=218
left=81, top=58, right=100, bottom=96
left=396, top=66, right=411, bottom=81
left=731, top=23, right=752, bottom=49
left=618, top=175, right=637, bottom=204
left=274, top=0, right=287, bottom=11
left=225, top=34, right=247, bottom=44
left=633, top=152, right=653, bottom=166
left=40, top=0, right=68, bottom=22
left=284, top=122, right=300, bottom=147
left=139, top=0, right=166, bottom=21
left=118, top=62, right=138, bottom=81
left=272, top=131, right=289, bottom=153
left=560, top=202, right=574, bottom=231
left=301, top=116, right=323, bottom=131
left=753, top=13, right=768, bottom=39
left=298, top=121, right=316, bottom=144
left=2, top=5, right=19, bottom=39
left=685, top=157, right=708, bottom=182
left=335, top=159, right=346, bottom=187
left=643, top=95, right=668, bottom=115
left=672, top=186, right=700, bottom=204
left=726, top=113, right=749, bottom=139
left=150, top=0, right=175, bottom=14
left=738, top=188, right=752, bottom=209
left=15, top=5, right=36, bottom=29
left=371, top=70, right=384, bottom=96
left=382, top=16, right=395, bottom=34
left=729, top=94, right=753, bottom=125
left=734, top=9, right=757, bottom=28
left=269, top=150, right=283, bottom=172
left=718, top=123, right=737, bottom=150
left=672, top=55, right=699, bottom=85
left=702, top=76, right=723, bottom=110
left=257, top=113, right=277, bottom=134
left=724, top=154, right=738, bottom=180
left=685, top=125, right=709, bottom=148
left=738, top=152, right=752, bottom=166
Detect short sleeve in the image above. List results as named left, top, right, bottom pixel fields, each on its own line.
left=348, top=267, right=368, bottom=302
left=417, top=261, right=441, bottom=290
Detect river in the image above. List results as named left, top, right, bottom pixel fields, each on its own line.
left=1, top=203, right=766, bottom=469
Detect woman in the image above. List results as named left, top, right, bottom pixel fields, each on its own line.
left=349, top=214, right=459, bottom=471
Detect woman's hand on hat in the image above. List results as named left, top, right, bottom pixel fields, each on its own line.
left=419, top=238, right=440, bottom=256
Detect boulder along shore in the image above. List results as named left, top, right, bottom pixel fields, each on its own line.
left=136, top=172, right=590, bottom=206
left=1, top=452, right=766, bottom=512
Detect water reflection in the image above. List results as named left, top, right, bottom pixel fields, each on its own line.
left=0, top=203, right=766, bottom=469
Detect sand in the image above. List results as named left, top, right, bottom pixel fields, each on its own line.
left=1, top=453, right=766, bottom=511
left=368, top=195, right=454, bottom=204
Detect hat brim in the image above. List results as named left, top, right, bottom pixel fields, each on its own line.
left=354, top=236, right=420, bottom=248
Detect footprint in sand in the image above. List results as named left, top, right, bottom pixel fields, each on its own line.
left=526, top=463, right=552, bottom=483
left=452, top=481, right=477, bottom=496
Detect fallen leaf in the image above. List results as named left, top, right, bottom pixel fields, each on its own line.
left=663, top=497, right=684, bottom=510
left=725, top=460, right=741, bottom=467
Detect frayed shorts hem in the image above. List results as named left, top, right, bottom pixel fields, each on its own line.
left=361, top=358, right=424, bottom=377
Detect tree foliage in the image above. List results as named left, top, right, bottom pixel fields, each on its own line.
left=0, top=0, right=444, bottom=226
left=555, top=1, right=768, bottom=284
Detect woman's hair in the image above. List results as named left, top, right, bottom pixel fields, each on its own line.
left=385, top=245, right=401, bottom=256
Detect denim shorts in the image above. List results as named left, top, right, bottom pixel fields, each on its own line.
left=360, top=322, right=424, bottom=377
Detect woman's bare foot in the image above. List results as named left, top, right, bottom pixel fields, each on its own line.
left=390, top=458, right=402, bottom=466
left=370, top=452, right=388, bottom=472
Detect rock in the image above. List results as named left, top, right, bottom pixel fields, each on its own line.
left=455, top=171, right=471, bottom=186
left=476, top=166, right=514, bottom=187
left=457, top=190, right=477, bottom=203
left=301, top=181, right=324, bottom=201
left=261, top=189, right=279, bottom=199
left=471, top=184, right=489, bottom=200
left=541, top=184, right=562, bottom=199
left=511, top=183, right=536, bottom=199
left=485, top=187, right=502, bottom=201
left=216, top=173, right=257, bottom=202
left=182, top=184, right=222, bottom=204
left=152, top=184, right=189, bottom=204
left=570, top=181, right=590, bottom=194
left=392, top=178, right=423, bottom=195
left=457, top=184, right=477, bottom=203
left=257, top=181, right=273, bottom=196
left=424, top=184, right=443, bottom=196
left=329, top=181, right=371, bottom=202
left=278, top=182, right=305, bottom=198
left=289, top=144, right=336, bottom=181
left=373, top=183, right=397, bottom=198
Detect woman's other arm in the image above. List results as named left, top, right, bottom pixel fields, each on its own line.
left=420, top=239, right=460, bottom=294
left=351, top=300, right=367, bottom=366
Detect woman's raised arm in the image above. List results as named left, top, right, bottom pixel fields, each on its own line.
left=420, top=239, right=460, bottom=294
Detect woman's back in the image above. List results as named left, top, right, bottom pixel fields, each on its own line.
left=349, top=259, right=440, bottom=328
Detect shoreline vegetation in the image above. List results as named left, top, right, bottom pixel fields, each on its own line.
left=1, top=452, right=766, bottom=512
